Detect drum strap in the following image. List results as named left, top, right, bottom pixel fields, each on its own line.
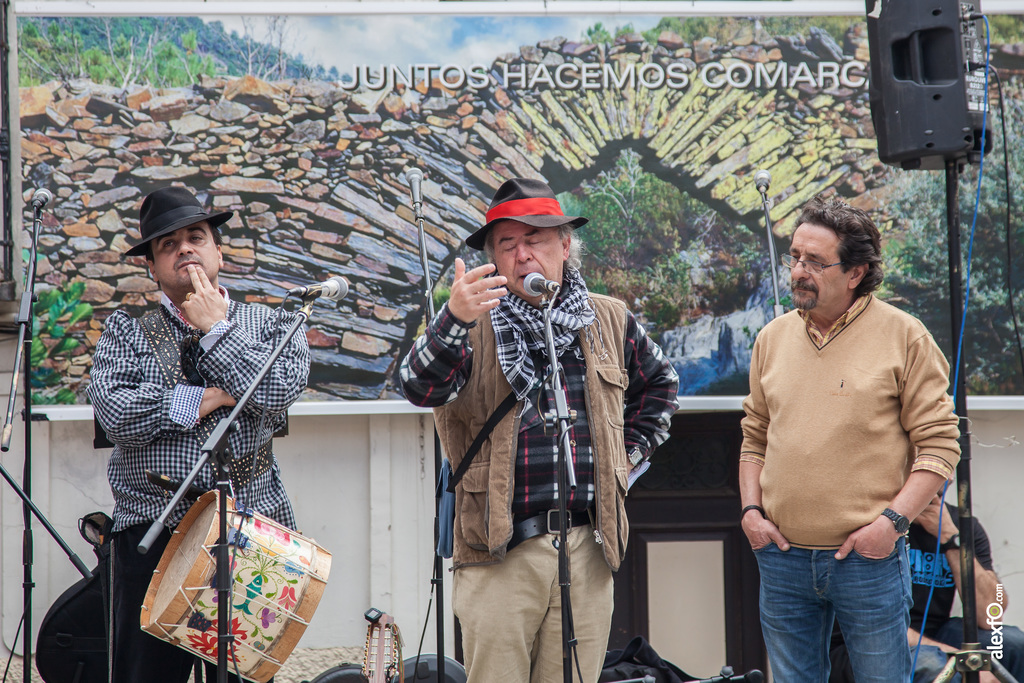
left=139, top=309, right=271, bottom=488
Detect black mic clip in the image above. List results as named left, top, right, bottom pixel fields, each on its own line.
left=543, top=409, right=577, bottom=436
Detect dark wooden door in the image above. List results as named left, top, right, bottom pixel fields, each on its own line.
left=609, top=411, right=767, bottom=678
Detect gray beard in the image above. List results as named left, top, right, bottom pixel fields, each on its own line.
left=792, top=289, right=818, bottom=311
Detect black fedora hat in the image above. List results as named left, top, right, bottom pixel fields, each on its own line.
left=466, top=178, right=588, bottom=251
left=125, top=186, right=233, bottom=257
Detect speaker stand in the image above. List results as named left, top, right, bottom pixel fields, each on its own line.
left=938, top=158, right=989, bottom=683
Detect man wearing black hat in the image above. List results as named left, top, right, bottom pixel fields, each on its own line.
left=400, top=178, right=679, bottom=682
left=88, top=185, right=310, bottom=682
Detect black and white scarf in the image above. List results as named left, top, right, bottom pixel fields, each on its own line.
left=491, top=268, right=596, bottom=400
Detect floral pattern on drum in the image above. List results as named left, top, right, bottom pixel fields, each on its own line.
left=141, top=493, right=332, bottom=683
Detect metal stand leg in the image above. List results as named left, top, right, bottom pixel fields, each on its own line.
left=932, top=646, right=1021, bottom=683
left=933, top=654, right=958, bottom=683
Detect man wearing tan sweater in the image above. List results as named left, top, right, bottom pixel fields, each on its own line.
left=739, top=194, right=960, bottom=683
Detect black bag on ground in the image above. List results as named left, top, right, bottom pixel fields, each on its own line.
left=600, top=635, right=694, bottom=683
left=36, top=511, right=113, bottom=683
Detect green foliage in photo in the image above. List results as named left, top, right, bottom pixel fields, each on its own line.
left=31, top=282, right=93, bottom=405
left=883, top=84, right=1024, bottom=394
left=562, top=149, right=763, bottom=332
left=19, top=18, right=216, bottom=87
left=639, top=15, right=856, bottom=47
left=17, top=16, right=338, bottom=88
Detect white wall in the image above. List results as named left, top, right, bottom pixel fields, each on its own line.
left=0, top=392, right=456, bottom=657
left=957, top=410, right=1024, bottom=608
left=3, top=386, right=1023, bottom=661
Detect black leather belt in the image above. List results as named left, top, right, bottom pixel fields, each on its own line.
left=508, top=509, right=592, bottom=553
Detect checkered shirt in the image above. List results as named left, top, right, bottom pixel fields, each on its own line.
left=88, top=299, right=310, bottom=532
left=400, top=301, right=679, bottom=515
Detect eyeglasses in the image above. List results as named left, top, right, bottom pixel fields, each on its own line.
left=781, top=253, right=845, bottom=274
left=180, top=332, right=205, bottom=386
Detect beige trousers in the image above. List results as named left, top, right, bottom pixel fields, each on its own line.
left=452, top=523, right=614, bottom=683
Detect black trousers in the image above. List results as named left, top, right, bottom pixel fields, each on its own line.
left=111, top=523, right=269, bottom=683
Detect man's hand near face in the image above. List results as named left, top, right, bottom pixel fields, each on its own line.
left=446, top=258, right=508, bottom=324
left=180, top=264, right=228, bottom=333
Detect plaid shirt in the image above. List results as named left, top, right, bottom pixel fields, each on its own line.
left=88, top=298, right=310, bottom=532
left=799, top=294, right=872, bottom=347
left=400, top=302, right=679, bottom=515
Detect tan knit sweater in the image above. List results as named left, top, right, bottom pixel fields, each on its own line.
left=740, top=296, right=961, bottom=549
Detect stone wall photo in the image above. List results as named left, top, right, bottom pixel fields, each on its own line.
left=18, top=14, right=1024, bottom=400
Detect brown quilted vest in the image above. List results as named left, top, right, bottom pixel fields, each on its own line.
left=434, top=293, right=631, bottom=570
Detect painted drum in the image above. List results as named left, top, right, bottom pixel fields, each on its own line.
left=141, top=492, right=332, bottom=682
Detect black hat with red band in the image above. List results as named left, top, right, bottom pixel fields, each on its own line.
left=466, top=178, right=588, bottom=251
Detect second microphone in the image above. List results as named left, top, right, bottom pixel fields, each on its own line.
left=288, top=275, right=350, bottom=301
left=523, top=272, right=560, bottom=297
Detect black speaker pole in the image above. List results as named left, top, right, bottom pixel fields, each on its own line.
left=944, top=159, right=980, bottom=683
left=432, top=428, right=447, bottom=683
left=865, top=1, right=991, bottom=676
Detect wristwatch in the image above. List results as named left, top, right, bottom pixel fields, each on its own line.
left=939, top=534, right=961, bottom=553
left=881, top=508, right=910, bottom=535
left=628, top=446, right=644, bottom=467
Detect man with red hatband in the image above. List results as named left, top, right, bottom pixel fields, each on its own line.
left=400, top=178, right=679, bottom=682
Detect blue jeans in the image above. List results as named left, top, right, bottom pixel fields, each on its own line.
left=755, top=538, right=912, bottom=683
left=913, top=618, right=1024, bottom=683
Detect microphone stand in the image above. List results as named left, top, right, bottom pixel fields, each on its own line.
left=693, top=666, right=765, bottom=683
left=0, top=201, right=92, bottom=683
left=539, top=288, right=580, bottom=683
left=756, top=187, right=785, bottom=319
left=410, top=173, right=447, bottom=683
left=137, top=294, right=316, bottom=683
left=412, top=184, right=433, bottom=323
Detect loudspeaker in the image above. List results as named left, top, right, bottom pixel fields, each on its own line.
left=864, top=0, right=989, bottom=170
left=402, top=654, right=467, bottom=683
left=305, top=664, right=365, bottom=683
left=305, top=656, right=467, bottom=683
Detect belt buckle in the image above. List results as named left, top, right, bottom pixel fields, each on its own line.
left=546, top=509, right=570, bottom=534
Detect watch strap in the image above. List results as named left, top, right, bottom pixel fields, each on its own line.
left=741, top=505, right=765, bottom=521
left=881, top=507, right=910, bottom=534
left=939, top=534, right=961, bottom=553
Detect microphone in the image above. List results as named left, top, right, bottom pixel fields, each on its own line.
left=31, top=188, right=53, bottom=209
left=755, top=167, right=784, bottom=319
left=406, top=168, right=423, bottom=207
left=146, top=469, right=206, bottom=501
left=287, top=275, right=350, bottom=301
left=523, top=272, right=560, bottom=297
left=753, top=170, right=771, bottom=194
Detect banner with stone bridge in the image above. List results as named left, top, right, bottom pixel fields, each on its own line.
left=17, top=13, right=1024, bottom=402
